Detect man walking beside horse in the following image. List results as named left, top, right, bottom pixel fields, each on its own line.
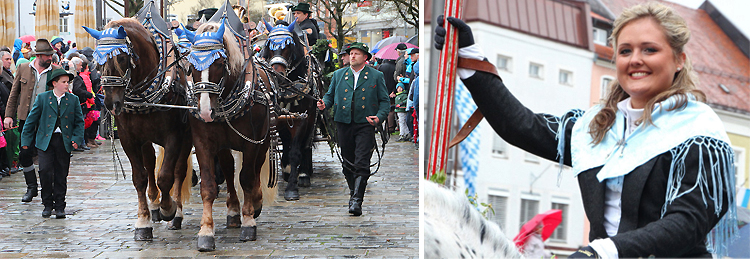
left=317, top=42, right=389, bottom=216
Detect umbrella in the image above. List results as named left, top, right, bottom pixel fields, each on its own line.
left=74, top=0, right=96, bottom=49
left=372, top=36, right=407, bottom=52
left=512, top=209, right=563, bottom=249
left=0, top=0, right=16, bottom=48
left=374, top=42, right=418, bottom=60
left=19, top=35, right=36, bottom=44
left=35, top=0, right=60, bottom=40
left=407, top=34, right=418, bottom=46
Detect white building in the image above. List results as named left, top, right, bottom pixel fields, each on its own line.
left=12, top=0, right=124, bottom=45
left=425, top=0, right=595, bottom=255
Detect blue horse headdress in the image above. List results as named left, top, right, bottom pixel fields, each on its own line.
left=263, top=19, right=297, bottom=51
left=188, top=20, right=226, bottom=71
left=83, top=26, right=130, bottom=65
left=174, top=24, right=195, bottom=54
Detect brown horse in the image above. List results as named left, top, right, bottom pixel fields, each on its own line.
left=186, top=21, right=275, bottom=251
left=85, top=17, right=192, bottom=240
left=260, top=20, right=324, bottom=201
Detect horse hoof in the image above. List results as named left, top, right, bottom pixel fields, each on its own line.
left=253, top=207, right=262, bottom=218
left=299, top=176, right=311, bottom=187
left=239, top=226, right=257, bottom=242
left=160, top=209, right=176, bottom=222
left=151, top=209, right=161, bottom=222
left=227, top=215, right=241, bottom=228
left=282, top=172, right=290, bottom=182
left=197, top=236, right=216, bottom=252
left=168, top=217, right=183, bottom=230
left=284, top=189, right=299, bottom=201
left=134, top=227, right=153, bottom=241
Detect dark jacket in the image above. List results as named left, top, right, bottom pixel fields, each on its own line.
left=298, top=18, right=320, bottom=45
left=393, top=55, right=406, bottom=82
left=376, top=60, right=397, bottom=96
left=462, top=71, right=730, bottom=257
left=0, top=68, right=13, bottom=117
left=71, top=73, right=94, bottom=114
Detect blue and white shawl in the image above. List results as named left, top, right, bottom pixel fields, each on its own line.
left=83, top=26, right=130, bottom=65
left=555, top=95, right=738, bottom=257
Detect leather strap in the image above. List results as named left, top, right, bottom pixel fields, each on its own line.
left=458, top=57, right=500, bottom=79
left=448, top=109, right=484, bottom=149
left=447, top=58, right=498, bottom=148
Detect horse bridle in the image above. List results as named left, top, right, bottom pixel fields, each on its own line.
left=98, top=38, right=136, bottom=90
left=98, top=36, right=182, bottom=94
left=267, top=30, right=303, bottom=76
left=190, top=43, right=229, bottom=96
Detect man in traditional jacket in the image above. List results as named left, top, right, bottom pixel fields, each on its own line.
left=317, top=42, right=389, bottom=216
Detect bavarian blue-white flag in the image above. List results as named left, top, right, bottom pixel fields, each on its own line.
left=455, top=80, right=479, bottom=197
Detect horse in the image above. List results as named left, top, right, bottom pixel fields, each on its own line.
left=260, top=19, right=325, bottom=201
left=185, top=20, right=276, bottom=252
left=83, top=15, right=193, bottom=241
left=422, top=179, right=524, bottom=258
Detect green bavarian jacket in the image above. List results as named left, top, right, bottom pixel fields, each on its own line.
left=21, top=91, right=85, bottom=153
left=323, top=66, right=390, bottom=124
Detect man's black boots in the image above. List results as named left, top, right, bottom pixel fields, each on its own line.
left=349, top=175, right=369, bottom=216
left=22, top=169, right=38, bottom=202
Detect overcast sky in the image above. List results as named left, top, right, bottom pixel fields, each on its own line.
left=664, top=0, right=750, bottom=37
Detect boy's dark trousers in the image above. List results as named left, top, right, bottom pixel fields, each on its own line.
left=37, top=133, right=70, bottom=211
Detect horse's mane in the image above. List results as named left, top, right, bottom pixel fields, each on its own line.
left=196, top=22, right=244, bottom=76
left=102, top=18, right=158, bottom=78
left=423, top=179, right=524, bottom=258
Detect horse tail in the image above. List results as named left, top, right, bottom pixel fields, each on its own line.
left=154, top=145, right=193, bottom=203
left=423, top=179, right=524, bottom=259
left=154, top=145, right=165, bottom=201
left=180, top=158, right=193, bottom=203
left=233, top=150, right=245, bottom=203
left=260, top=150, right=277, bottom=206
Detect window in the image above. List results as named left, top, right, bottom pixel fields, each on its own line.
left=550, top=203, right=568, bottom=241
left=488, top=194, right=507, bottom=230
left=529, top=63, right=543, bottom=79
left=593, top=27, right=608, bottom=45
left=520, top=199, right=539, bottom=226
left=559, top=70, right=573, bottom=86
left=601, top=76, right=614, bottom=99
left=59, top=18, right=69, bottom=33
left=497, top=55, right=512, bottom=72
left=735, top=147, right=747, bottom=188
left=492, top=134, right=507, bottom=156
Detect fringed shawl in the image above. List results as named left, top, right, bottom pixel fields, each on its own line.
left=552, top=95, right=738, bottom=257
left=93, top=44, right=129, bottom=65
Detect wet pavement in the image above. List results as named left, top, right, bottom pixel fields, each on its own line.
left=0, top=138, right=418, bottom=258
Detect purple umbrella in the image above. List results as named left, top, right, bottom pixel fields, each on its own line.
left=374, top=42, right=418, bottom=60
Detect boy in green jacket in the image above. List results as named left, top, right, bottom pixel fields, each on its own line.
left=21, top=69, right=84, bottom=218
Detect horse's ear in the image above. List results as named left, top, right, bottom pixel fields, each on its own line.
left=288, top=18, right=297, bottom=32
left=185, top=29, right=196, bottom=43
left=116, top=26, right=127, bottom=39
left=263, top=19, right=274, bottom=33
left=82, top=26, right=102, bottom=40
left=175, top=27, right=184, bottom=37
left=217, top=20, right=226, bottom=41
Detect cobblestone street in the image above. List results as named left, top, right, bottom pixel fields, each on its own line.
left=0, top=139, right=418, bottom=258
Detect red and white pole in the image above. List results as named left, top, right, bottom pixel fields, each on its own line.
left=427, top=1, right=463, bottom=179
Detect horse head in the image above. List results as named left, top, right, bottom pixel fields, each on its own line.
left=261, top=19, right=305, bottom=76
left=84, top=19, right=159, bottom=115
left=187, top=21, right=244, bottom=123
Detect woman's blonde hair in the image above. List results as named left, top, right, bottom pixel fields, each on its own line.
left=589, top=2, right=705, bottom=144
